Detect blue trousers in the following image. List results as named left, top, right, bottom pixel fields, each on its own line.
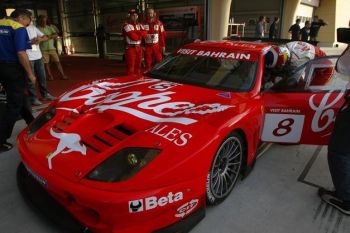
left=328, top=151, right=350, bottom=203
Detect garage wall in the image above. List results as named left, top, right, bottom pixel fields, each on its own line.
left=314, top=0, right=336, bottom=46
left=335, top=0, right=350, bottom=47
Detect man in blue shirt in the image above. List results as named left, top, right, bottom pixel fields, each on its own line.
left=0, top=9, right=36, bottom=153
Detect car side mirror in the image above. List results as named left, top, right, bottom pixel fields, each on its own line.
left=337, top=28, right=350, bottom=43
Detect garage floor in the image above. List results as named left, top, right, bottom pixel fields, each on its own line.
left=1, top=49, right=349, bottom=233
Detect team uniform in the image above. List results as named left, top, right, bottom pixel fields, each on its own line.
left=0, top=18, right=34, bottom=150
left=143, top=19, right=165, bottom=73
left=122, top=21, right=147, bottom=76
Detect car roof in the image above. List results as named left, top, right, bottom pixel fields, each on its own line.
left=182, top=40, right=271, bottom=53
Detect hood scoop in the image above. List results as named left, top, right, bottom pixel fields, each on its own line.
left=81, top=124, right=134, bottom=154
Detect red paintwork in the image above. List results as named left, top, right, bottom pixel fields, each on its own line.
left=17, top=40, right=346, bottom=233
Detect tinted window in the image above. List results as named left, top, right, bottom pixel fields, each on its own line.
left=147, top=55, right=258, bottom=92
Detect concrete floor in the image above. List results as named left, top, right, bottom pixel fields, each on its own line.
left=0, top=117, right=349, bottom=233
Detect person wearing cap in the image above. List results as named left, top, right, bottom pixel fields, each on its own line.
left=122, top=9, right=147, bottom=76
left=143, top=8, right=166, bottom=73
left=0, top=9, right=36, bottom=153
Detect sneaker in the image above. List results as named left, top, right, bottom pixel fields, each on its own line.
left=42, top=94, right=56, bottom=101
left=0, top=142, right=13, bottom=153
left=32, top=99, right=43, bottom=106
left=319, top=187, right=350, bottom=215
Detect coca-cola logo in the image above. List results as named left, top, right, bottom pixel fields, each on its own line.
left=309, top=92, right=344, bottom=133
left=59, top=79, right=232, bottom=125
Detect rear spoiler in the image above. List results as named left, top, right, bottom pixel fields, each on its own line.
left=225, top=36, right=318, bottom=46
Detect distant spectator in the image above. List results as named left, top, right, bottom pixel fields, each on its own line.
left=38, top=15, right=68, bottom=80
left=96, top=24, right=107, bottom=58
left=301, top=20, right=311, bottom=42
left=255, top=16, right=266, bottom=39
left=269, top=17, right=280, bottom=40
left=26, top=22, right=56, bottom=105
left=288, top=18, right=301, bottom=41
left=310, top=16, right=327, bottom=42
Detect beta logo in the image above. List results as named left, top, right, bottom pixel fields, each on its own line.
left=128, top=192, right=183, bottom=213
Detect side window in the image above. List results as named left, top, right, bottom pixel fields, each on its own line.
left=262, top=65, right=307, bottom=92
left=305, top=56, right=350, bottom=91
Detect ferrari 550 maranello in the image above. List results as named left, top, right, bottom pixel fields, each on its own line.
left=17, top=40, right=350, bottom=233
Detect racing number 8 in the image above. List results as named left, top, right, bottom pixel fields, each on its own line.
left=272, top=118, right=295, bottom=137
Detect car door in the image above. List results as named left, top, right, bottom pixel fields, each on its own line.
left=261, top=56, right=349, bottom=145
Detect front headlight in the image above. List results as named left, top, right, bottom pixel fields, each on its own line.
left=28, top=106, right=56, bottom=135
left=85, top=148, right=161, bottom=182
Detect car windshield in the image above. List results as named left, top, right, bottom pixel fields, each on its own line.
left=147, top=54, right=258, bottom=92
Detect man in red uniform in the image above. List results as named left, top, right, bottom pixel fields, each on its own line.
left=143, top=8, right=166, bottom=73
left=122, top=9, right=146, bottom=76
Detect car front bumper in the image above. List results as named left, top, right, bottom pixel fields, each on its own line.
left=17, top=132, right=206, bottom=233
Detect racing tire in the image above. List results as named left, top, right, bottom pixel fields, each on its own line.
left=206, top=132, right=244, bottom=205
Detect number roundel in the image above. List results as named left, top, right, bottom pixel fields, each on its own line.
left=272, top=118, right=295, bottom=137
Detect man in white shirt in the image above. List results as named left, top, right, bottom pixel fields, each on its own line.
left=26, top=22, right=55, bottom=105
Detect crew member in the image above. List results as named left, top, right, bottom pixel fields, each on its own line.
left=0, top=9, right=36, bottom=153
left=143, top=8, right=166, bottom=73
left=122, top=9, right=147, bottom=76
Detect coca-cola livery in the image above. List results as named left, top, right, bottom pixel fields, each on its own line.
left=17, top=40, right=349, bottom=233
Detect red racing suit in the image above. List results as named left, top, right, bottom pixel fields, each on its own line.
left=143, top=19, right=165, bottom=73
left=122, top=21, right=147, bottom=75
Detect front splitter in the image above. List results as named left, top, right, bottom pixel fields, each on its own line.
left=17, top=162, right=205, bottom=233
left=16, top=162, right=88, bottom=233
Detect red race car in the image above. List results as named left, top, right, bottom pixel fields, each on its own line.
left=17, top=40, right=349, bottom=233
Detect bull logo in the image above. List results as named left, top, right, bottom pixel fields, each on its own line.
left=47, top=128, right=87, bottom=170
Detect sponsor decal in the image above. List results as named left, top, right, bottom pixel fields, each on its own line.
left=0, top=29, right=10, bottom=35
left=175, top=199, right=199, bottom=218
left=177, top=48, right=251, bottom=60
left=47, top=128, right=87, bottom=169
left=217, top=92, right=231, bottom=99
left=129, top=200, right=143, bottom=212
left=149, top=81, right=179, bottom=91
left=129, top=192, right=184, bottom=213
left=146, top=124, right=192, bottom=146
left=59, top=79, right=232, bottom=125
left=309, top=92, right=344, bottom=133
left=268, top=108, right=302, bottom=114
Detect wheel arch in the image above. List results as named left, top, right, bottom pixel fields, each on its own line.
left=230, top=128, right=255, bottom=178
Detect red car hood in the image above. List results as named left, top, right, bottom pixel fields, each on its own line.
left=25, top=76, right=251, bottom=182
